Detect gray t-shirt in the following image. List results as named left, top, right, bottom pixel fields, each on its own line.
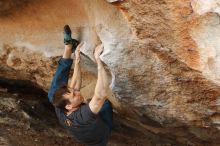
left=55, top=104, right=110, bottom=146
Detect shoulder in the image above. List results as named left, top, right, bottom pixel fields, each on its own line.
left=74, top=104, right=98, bottom=123
left=54, top=107, right=71, bottom=127
left=79, top=104, right=97, bottom=116
left=89, top=95, right=106, bottom=114
left=54, top=107, right=65, bottom=120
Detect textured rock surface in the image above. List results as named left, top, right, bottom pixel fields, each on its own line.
left=0, top=0, right=220, bottom=145
left=0, top=79, right=180, bottom=146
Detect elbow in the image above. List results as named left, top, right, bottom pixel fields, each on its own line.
left=95, top=91, right=108, bottom=99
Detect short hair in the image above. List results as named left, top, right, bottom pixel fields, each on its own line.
left=53, top=85, right=71, bottom=112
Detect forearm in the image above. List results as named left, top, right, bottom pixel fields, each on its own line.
left=94, top=60, right=109, bottom=98
left=74, top=61, right=82, bottom=90
left=69, top=61, right=81, bottom=90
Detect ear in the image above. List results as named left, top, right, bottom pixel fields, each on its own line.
left=65, top=104, right=72, bottom=111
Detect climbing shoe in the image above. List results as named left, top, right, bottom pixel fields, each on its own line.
left=64, top=25, right=72, bottom=45
left=71, top=39, right=79, bottom=53
left=63, top=25, right=79, bottom=52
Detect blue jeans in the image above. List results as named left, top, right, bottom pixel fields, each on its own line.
left=48, top=58, right=73, bottom=102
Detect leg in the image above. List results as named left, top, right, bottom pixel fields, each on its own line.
left=99, top=99, right=113, bottom=131
left=48, top=25, right=78, bottom=102
left=48, top=44, right=74, bottom=102
left=63, top=44, right=73, bottom=59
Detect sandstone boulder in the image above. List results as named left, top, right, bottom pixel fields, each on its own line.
left=0, top=0, right=220, bottom=145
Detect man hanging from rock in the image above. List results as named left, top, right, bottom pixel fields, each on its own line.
left=48, top=25, right=113, bottom=146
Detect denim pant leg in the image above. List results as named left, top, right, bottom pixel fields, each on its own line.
left=48, top=58, right=73, bottom=102
left=99, top=99, right=113, bottom=131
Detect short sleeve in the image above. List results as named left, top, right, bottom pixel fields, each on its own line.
left=74, top=104, right=98, bottom=124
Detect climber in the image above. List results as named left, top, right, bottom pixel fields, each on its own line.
left=48, top=25, right=113, bottom=146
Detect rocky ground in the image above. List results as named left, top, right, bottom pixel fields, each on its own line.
left=0, top=78, right=180, bottom=146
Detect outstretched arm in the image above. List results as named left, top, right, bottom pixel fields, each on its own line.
left=89, top=44, right=110, bottom=114
left=69, top=43, right=84, bottom=91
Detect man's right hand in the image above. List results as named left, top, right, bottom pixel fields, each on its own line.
left=75, top=42, right=84, bottom=63
left=94, top=44, right=104, bottom=61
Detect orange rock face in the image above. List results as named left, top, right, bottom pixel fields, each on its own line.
left=1, top=0, right=220, bottom=145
